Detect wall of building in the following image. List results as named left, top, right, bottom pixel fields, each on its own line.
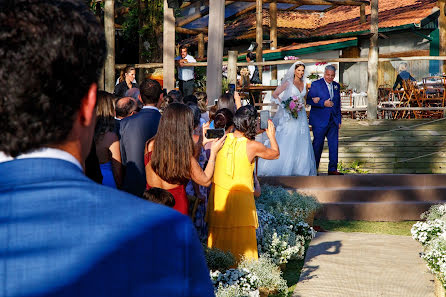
left=342, top=30, right=432, bottom=92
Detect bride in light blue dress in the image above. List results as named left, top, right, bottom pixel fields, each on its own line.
left=258, top=61, right=317, bottom=176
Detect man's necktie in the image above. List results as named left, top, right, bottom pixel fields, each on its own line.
left=329, top=83, right=334, bottom=100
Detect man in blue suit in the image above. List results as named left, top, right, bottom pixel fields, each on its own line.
left=120, top=79, right=162, bottom=197
left=306, top=65, right=344, bottom=175
left=0, top=1, right=214, bottom=297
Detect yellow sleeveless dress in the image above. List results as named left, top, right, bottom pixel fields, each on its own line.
left=206, top=133, right=258, bottom=262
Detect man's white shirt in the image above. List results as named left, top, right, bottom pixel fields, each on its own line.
left=175, top=54, right=196, bottom=81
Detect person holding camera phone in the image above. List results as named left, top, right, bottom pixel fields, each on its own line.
left=144, top=103, right=226, bottom=215
left=258, top=61, right=317, bottom=176
left=206, top=105, right=279, bottom=263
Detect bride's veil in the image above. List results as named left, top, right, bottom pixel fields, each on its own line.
left=280, top=61, right=306, bottom=101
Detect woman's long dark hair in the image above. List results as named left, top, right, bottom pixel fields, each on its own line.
left=234, top=105, right=257, bottom=140
left=94, top=91, right=116, bottom=142
left=151, top=103, right=194, bottom=184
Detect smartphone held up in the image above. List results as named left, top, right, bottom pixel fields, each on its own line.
left=205, top=128, right=225, bottom=139
left=259, top=110, right=270, bottom=130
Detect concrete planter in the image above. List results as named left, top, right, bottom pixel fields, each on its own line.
left=435, top=276, right=446, bottom=297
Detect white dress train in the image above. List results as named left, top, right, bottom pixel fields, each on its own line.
left=258, top=83, right=317, bottom=176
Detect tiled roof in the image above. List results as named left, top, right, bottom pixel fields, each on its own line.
left=181, top=0, right=438, bottom=44
left=262, top=37, right=357, bottom=54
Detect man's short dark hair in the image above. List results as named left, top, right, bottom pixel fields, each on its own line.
left=139, top=79, right=162, bottom=105
left=0, top=0, right=106, bottom=157
left=179, top=45, right=188, bottom=53
left=142, top=188, right=175, bottom=208
left=246, top=52, right=256, bottom=61
left=116, top=97, right=137, bottom=118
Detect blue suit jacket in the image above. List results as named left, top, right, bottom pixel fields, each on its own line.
left=306, top=78, right=342, bottom=127
left=120, top=108, right=161, bottom=197
left=0, top=158, right=214, bottom=297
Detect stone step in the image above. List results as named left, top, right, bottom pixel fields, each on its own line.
left=259, top=174, right=446, bottom=189
left=316, top=201, right=442, bottom=221
left=259, top=175, right=446, bottom=221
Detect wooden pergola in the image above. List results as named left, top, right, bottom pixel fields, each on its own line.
left=168, top=0, right=369, bottom=105
left=102, top=0, right=446, bottom=119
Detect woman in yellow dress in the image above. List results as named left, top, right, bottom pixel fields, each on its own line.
left=207, top=105, right=279, bottom=262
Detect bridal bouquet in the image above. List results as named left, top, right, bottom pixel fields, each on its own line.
left=282, top=96, right=304, bottom=119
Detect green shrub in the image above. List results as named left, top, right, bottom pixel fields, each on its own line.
left=204, top=246, right=236, bottom=272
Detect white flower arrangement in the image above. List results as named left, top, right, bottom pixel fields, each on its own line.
left=211, top=268, right=260, bottom=296
left=239, top=256, right=288, bottom=296
left=412, top=203, right=446, bottom=289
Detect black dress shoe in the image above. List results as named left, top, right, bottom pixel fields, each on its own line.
left=328, top=171, right=344, bottom=175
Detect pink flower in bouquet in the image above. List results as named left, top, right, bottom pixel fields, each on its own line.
left=289, top=101, right=296, bottom=110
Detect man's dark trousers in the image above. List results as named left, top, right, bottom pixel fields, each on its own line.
left=312, top=115, right=339, bottom=172
left=179, top=79, right=194, bottom=97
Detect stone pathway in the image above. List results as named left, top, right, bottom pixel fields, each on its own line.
left=293, top=232, right=434, bottom=297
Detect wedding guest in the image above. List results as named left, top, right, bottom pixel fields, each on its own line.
left=214, top=108, right=235, bottom=132
left=206, top=105, right=279, bottom=263
left=125, top=87, right=144, bottom=111
left=184, top=94, right=198, bottom=106
left=144, top=103, right=226, bottom=215
left=115, top=97, right=138, bottom=120
left=95, top=91, right=123, bottom=189
left=114, top=65, right=138, bottom=97
left=195, top=91, right=210, bottom=123
left=120, top=79, right=163, bottom=197
left=168, top=89, right=183, bottom=103
left=175, top=45, right=196, bottom=96
left=217, top=93, right=236, bottom=114
left=186, top=103, right=209, bottom=240
left=0, top=1, right=214, bottom=295
left=393, top=62, right=416, bottom=90
left=142, top=187, right=175, bottom=208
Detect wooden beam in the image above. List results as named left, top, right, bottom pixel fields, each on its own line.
left=256, top=0, right=263, bottom=81
left=229, top=3, right=256, bottom=19
left=240, top=0, right=367, bottom=6
left=176, top=1, right=234, bottom=27
left=270, top=0, right=278, bottom=80
left=285, top=4, right=301, bottom=10
left=175, top=26, right=208, bottom=34
left=104, top=0, right=115, bottom=93
left=163, top=0, right=175, bottom=91
left=198, top=33, right=205, bottom=58
left=206, top=0, right=225, bottom=103
left=367, top=0, right=378, bottom=119
left=360, top=3, right=366, bottom=24
left=439, top=0, right=446, bottom=74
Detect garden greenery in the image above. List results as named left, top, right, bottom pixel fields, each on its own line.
left=412, top=203, right=446, bottom=288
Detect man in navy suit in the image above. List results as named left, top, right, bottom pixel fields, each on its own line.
left=306, top=65, right=344, bottom=175
left=120, top=79, right=162, bottom=197
left=0, top=1, right=214, bottom=296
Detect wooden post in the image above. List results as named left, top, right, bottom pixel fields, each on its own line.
left=228, top=51, right=238, bottom=85
left=104, top=0, right=115, bottom=93
left=163, top=0, right=175, bottom=92
left=198, top=33, right=205, bottom=59
left=206, top=0, right=225, bottom=103
left=367, top=0, right=378, bottom=119
left=270, top=0, right=277, bottom=81
left=360, top=3, right=366, bottom=24
left=439, top=0, right=446, bottom=74
left=256, top=0, right=263, bottom=80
